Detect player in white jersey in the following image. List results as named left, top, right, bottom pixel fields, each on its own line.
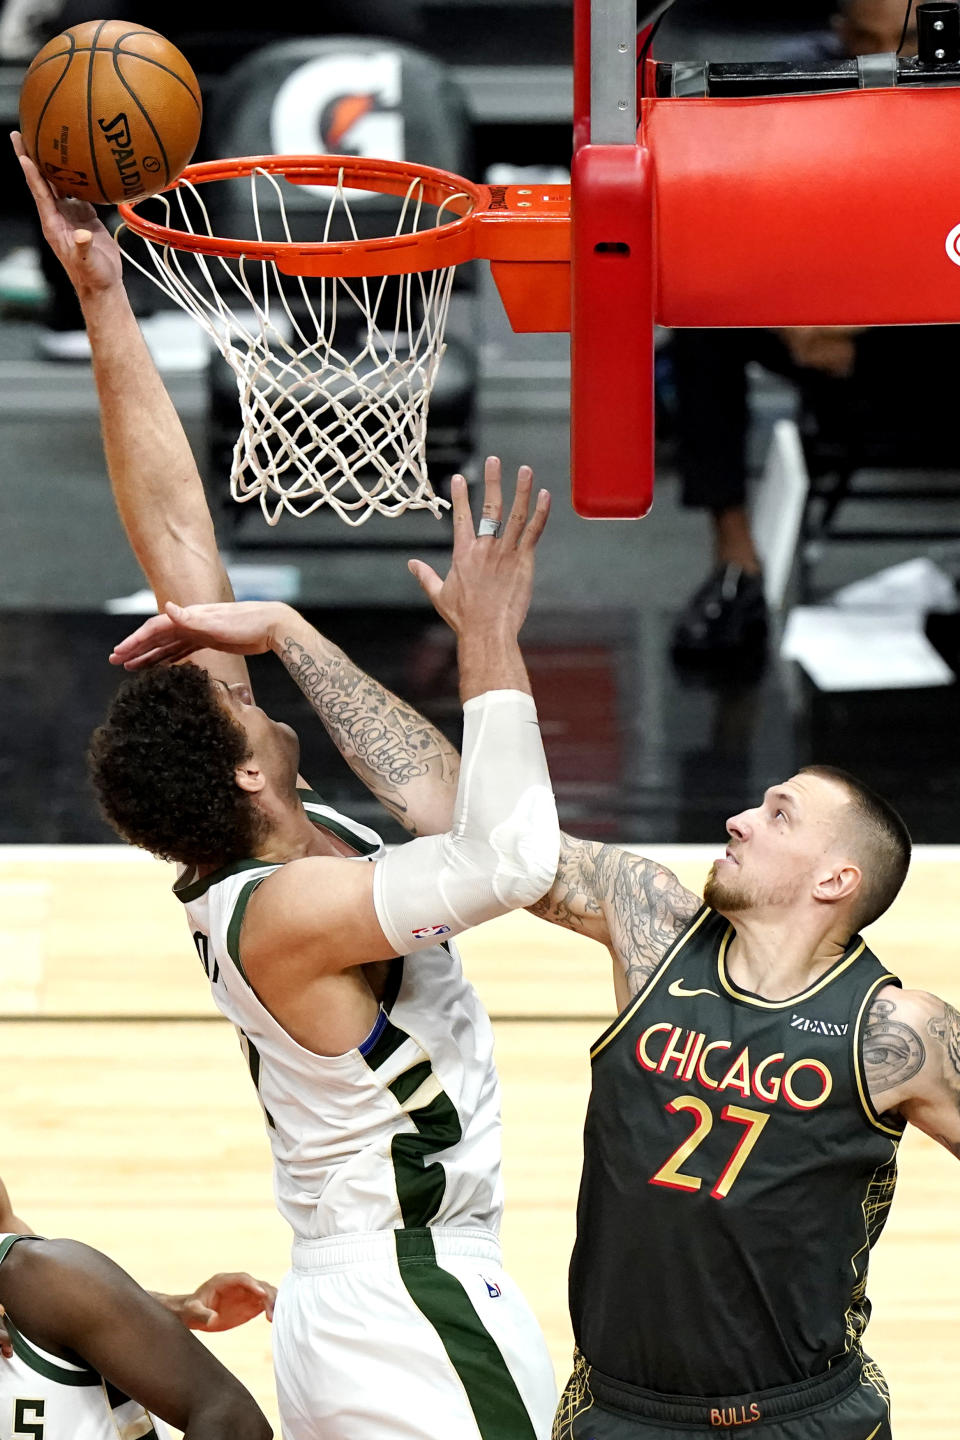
left=94, top=515, right=560, bottom=1440
left=0, top=1230, right=271, bottom=1440
left=17, top=134, right=561, bottom=1439
left=171, top=777, right=543, bottom=1436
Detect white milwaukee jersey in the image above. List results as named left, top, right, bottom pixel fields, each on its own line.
left=0, top=1236, right=169, bottom=1440
left=176, top=791, right=504, bottom=1242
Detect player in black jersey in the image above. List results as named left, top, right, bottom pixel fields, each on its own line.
left=530, top=767, right=960, bottom=1439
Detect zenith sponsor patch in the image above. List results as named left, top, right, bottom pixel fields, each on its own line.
left=790, top=1013, right=849, bottom=1037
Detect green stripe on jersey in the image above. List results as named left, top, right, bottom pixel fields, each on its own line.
left=391, top=1086, right=462, bottom=1228
left=240, top=1028, right=277, bottom=1131
left=364, top=1015, right=411, bottom=1072
left=395, top=1230, right=537, bottom=1440
left=226, top=876, right=268, bottom=981
left=390, top=1060, right=433, bottom=1107
left=0, top=1234, right=23, bottom=1264
left=4, top=1316, right=100, bottom=1386
left=361, top=1018, right=463, bottom=1228
left=297, top=789, right=380, bottom=856
left=174, top=858, right=269, bottom=904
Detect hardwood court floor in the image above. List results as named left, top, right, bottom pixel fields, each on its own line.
left=1, top=846, right=959, bottom=1437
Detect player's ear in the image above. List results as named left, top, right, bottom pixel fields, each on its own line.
left=234, top=764, right=266, bottom=795
left=813, top=863, right=861, bottom=905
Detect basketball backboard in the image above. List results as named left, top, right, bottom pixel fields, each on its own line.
left=117, top=0, right=960, bottom=526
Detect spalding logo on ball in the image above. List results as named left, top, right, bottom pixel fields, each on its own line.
left=19, top=19, right=202, bottom=205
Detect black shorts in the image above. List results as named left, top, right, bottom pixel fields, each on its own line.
left=553, top=1349, right=891, bottom=1440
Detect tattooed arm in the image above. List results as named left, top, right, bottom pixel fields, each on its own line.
left=277, top=623, right=459, bottom=836
left=55, top=234, right=255, bottom=693
left=529, top=834, right=701, bottom=1009
left=863, top=985, right=960, bottom=1157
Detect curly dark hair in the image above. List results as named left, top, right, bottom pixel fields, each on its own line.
left=88, top=663, right=267, bottom=867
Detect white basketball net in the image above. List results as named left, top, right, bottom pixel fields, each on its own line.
left=118, top=167, right=463, bottom=526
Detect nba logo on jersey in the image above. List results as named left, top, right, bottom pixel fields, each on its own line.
left=411, top=924, right=452, bottom=940
left=482, top=1276, right=502, bottom=1298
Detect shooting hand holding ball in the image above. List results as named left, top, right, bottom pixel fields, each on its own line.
left=11, top=131, right=121, bottom=295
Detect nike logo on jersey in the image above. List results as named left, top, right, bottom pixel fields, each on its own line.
left=668, top=978, right=720, bottom=1000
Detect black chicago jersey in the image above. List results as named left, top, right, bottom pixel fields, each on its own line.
left=569, top=906, right=903, bottom=1397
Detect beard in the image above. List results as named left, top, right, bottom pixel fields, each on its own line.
left=702, top=860, right=799, bottom=915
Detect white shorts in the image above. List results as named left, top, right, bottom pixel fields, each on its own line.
left=273, top=1228, right=558, bottom=1440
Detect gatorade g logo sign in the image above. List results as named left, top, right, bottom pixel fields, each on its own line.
left=270, top=52, right=404, bottom=201
left=947, top=223, right=960, bottom=267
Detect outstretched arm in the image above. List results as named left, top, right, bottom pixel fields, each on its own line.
left=863, top=985, right=960, bottom=1156
left=529, top=834, right=702, bottom=1009
left=13, top=131, right=248, bottom=690
left=0, top=1238, right=271, bottom=1440
left=18, top=128, right=463, bottom=832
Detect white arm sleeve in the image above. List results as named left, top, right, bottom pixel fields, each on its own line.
left=373, top=689, right=560, bottom=955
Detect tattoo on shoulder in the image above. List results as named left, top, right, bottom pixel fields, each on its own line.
left=863, top=995, right=926, bottom=1095
left=926, top=1000, right=960, bottom=1080
left=528, top=836, right=700, bottom=997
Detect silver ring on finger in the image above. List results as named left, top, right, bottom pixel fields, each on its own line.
left=478, top=517, right=503, bottom=538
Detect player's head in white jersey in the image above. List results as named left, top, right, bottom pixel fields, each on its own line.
left=88, top=654, right=300, bottom=868
left=702, top=764, right=911, bottom=942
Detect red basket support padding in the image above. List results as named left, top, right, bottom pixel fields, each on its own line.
left=571, top=143, right=656, bottom=519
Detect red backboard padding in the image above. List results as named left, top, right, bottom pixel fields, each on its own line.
left=649, top=87, right=960, bottom=327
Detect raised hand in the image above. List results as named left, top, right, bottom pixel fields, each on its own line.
left=109, top=600, right=290, bottom=669
left=408, top=457, right=550, bottom=639
left=11, top=130, right=122, bottom=294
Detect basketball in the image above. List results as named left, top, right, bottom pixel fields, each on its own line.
left=18, top=19, right=202, bottom=206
